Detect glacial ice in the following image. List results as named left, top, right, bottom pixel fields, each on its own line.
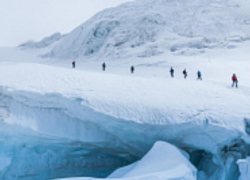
left=237, top=157, right=250, bottom=180
left=0, top=61, right=250, bottom=180
left=56, top=141, right=197, bottom=180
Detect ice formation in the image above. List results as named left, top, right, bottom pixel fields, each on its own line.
left=237, top=157, right=250, bottom=180
left=57, top=141, right=197, bottom=180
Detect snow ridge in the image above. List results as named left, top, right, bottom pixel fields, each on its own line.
left=19, top=32, right=63, bottom=49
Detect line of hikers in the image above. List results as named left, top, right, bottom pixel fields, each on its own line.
left=170, top=67, right=238, bottom=87
left=170, top=67, right=202, bottom=80
left=72, top=61, right=135, bottom=74
left=102, top=62, right=135, bottom=73
left=72, top=61, right=238, bottom=88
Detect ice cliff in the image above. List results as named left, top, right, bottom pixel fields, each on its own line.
left=0, top=63, right=250, bottom=179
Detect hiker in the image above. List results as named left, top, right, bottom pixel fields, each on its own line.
left=197, top=71, right=202, bottom=80
left=72, top=61, right=75, bottom=68
left=183, top=69, right=187, bottom=79
left=232, top=74, right=238, bottom=88
left=131, top=66, right=135, bottom=74
left=170, top=67, right=174, bottom=78
left=102, top=62, right=106, bottom=71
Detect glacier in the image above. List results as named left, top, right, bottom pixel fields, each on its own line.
left=1, top=0, right=250, bottom=179
left=0, top=59, right=250, bottom=179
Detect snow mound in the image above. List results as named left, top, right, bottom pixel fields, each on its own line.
left=19, top=32, right=63, bottom=49
left=108, top=141, right=197, bottom=180
left=41, top=0, right=250, bottom=59
left=55, top=141, right=197, bottom=180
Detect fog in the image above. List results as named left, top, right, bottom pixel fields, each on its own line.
left=0, top=0, right=132, bottom=46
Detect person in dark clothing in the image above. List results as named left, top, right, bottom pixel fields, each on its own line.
left=170, top=67, right=174, bottom=78
left=131, top=66, right=135, bottom=74
left=232, top=74, right=238, bottom=88
left=102, top=62, right=106, bottom=71
left=197, top=71, right=202, bottom=80
left=183, top=69, right=187, bottom=79
left=72, top=61, right=75, bottom=68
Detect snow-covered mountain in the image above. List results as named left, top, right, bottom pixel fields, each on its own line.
left=24, top=0, right=250, bottom=59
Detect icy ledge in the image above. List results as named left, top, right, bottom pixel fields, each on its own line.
left=1, top=63, right=250, bottom=179
left=0, top=86, right=250, bottom=180
left=56, top=141, right=197, bottom=180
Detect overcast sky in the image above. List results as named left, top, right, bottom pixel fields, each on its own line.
left=0, top=0, right=132, bottom=46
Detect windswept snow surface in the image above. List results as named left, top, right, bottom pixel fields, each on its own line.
left=56, top=141, right=197, bottom=180
left=37, top=0, right=250, bottom=59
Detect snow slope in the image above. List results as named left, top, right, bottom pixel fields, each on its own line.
left=108, top=141, right=197, bottom=179
left=56, top=141, right=197, bottom=180
left=35, top=0, right=250, bottom=59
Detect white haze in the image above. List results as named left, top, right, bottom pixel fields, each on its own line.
left=0, top=0, right=132, bottom=46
